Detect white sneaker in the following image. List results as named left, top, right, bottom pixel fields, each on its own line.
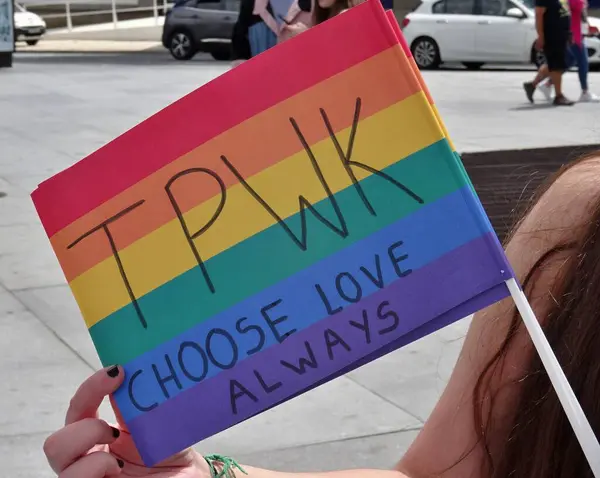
left=579, top=91, right=600, bottom=102
left=538, top=82, right=553, bottom=102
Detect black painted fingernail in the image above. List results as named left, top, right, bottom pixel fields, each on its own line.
left=111, top=427, right=120, bottom=438
left=117, top=459, right=124, bottom=468
left=107, top=366, right=119, bottom=378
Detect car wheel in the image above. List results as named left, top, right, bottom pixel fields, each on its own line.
left=26, top=39, right=39, bottom=46
left=411, top=37, right=440, bottom=70
left=463, top=62, right=484, bottom=70
left=169, top=31, right=196, bottom=60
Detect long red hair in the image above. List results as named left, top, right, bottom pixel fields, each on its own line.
left=474, top=154, right=600, bottom=477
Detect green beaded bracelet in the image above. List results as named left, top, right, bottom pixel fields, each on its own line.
left=204, top=454, right=248, bottom=478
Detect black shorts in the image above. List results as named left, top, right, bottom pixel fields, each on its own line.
left=544, top=41, right=570, bottom=71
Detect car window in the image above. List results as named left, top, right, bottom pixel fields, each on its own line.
left=222, top=0, right=240, bottom=11
left=480, top=0, right=507, bottom=15
left=479, top=0, right=522, bottom=15
left=447, top=0, right=475, bottom=13
left=434, top=0, right=475, bottom=14
left=193, top=0, right=224, bottom=8
left=432, top=0, right=446, bottom=12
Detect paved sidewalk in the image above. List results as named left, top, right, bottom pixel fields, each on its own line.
left=2, top=56, right=598, bottom=477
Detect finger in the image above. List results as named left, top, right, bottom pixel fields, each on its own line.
left=59, top=451, right=123, bottom=478
left=66, top=365, right=124, bottom=425
left=44, top=418, right=121, bottom=473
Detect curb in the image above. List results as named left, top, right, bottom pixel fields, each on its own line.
left=16, top=49, right=165, bottom=54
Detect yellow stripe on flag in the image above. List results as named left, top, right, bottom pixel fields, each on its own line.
left=71, top=92, right=443, bottom=328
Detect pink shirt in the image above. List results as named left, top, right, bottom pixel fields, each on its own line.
left=569, top=0, right=584, bottom=45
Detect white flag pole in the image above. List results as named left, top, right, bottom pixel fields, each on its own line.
left=506, top=278, right=600, bottom=475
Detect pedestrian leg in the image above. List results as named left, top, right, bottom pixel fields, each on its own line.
left=523, top=64, right=550, bottom=103
left=575, top=42, right=600, bottom=101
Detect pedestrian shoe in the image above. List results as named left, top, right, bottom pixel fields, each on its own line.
left=523, top=82, right=535, bottom=103
left=553, top=95, right=575, bottom=106
left=579, top=91, right=600, bottom=102
left=539, top=82, right=553, bottom=102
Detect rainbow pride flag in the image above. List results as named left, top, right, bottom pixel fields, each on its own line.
left=32, top=0, right=514, bottom=466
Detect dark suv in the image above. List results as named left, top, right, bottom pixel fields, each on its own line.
left=162, top=0, right=239, bottom=60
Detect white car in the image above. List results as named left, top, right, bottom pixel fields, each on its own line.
left=401, top=0, right=600, bottom=69
left=14, top=3, right=46, bottom=46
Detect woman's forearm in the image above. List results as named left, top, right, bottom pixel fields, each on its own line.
left=241, top=465, right=411, bottom=478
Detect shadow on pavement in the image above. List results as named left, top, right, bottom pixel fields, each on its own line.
left=430, top=64, right=600, bottom=72
left=510, top=103, right=560, bottom=111
left=462, top=143, right=600, bottom=242
left=430, top=63, right=538, bottom=72
left=13, top=52, right=223, bottom=66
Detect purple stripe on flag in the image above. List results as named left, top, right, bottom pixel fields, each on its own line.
left=127, top=233, right=508, bottom=466
left=318, top=282, right=509, bottom=380
left=228, top=283, right=509, bottom=427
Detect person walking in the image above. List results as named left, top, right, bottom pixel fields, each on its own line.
left=538, top=0, right=599, bottom=102
left=523, top=0, right=574, bottom=105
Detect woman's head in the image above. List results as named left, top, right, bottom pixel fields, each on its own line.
left=474, top=154, right=600, bottom=478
